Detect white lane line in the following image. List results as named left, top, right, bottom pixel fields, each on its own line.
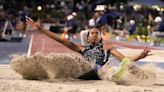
left=138, top=60, right=164, bottom=63
left=27, top=34, right=34, bottom=57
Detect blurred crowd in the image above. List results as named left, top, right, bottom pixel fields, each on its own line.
left=0, top=0, right=164, bottom=46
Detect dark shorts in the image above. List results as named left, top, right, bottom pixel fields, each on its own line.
left=78, top=64, right=102, bottom=80
left=78, top=69, right=100, bottom=80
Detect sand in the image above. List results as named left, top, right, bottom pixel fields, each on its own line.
left=0, top=64, right=164, bottom=92
left=10, top=53, right=94, bottom=80
left=0, top=52, right=164, bottom=92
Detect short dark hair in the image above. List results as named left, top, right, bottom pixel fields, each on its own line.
left=88, top=23, right=101, bottom=29
left=87, top=23, right=101, bottom=38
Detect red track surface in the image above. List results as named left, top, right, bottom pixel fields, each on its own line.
left=30, top=33, right=163, bottom=56
left=107, top=41, right=163, bottom=50
left=30, top=33, right=74, bottom=55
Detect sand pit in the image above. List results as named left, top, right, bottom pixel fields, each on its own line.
left=0, top=53, right=163, bottom=92
left=10, top=53, right=158, bottom=86
left=10, top=53, right=94, bottom=80
left=10, top=54, right=48, bottom=80
left=0, top=63, right=164, bottom=92
left=113, top=63, right=157, bottom=86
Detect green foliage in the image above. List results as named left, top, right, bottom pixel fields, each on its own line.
left=136, top=23, right=148, bottom=36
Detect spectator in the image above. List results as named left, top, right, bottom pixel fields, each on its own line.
left=65, top=13, right=79, bottom=40
left=128, top=20, right=136, bottom=35
left=16, top=6, right=29, bottom=38
left=147, top=14, right=154, bottom=35
left=150, top=16, right=164, bottom=46
left=112, top=16, right=128, bottom=41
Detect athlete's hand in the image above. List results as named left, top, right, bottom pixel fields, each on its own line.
left=26, top=18, right=41, bottom=30
left=139, top=47, right=152, bottom=59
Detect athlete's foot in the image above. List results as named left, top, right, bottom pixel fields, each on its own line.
left=112, top=57, right=131, bottom=82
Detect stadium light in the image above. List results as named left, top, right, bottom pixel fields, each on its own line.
left=37, top=5, right=42, bottom=11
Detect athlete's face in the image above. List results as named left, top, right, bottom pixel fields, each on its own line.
left=87, top=28, right=101, bottom=45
